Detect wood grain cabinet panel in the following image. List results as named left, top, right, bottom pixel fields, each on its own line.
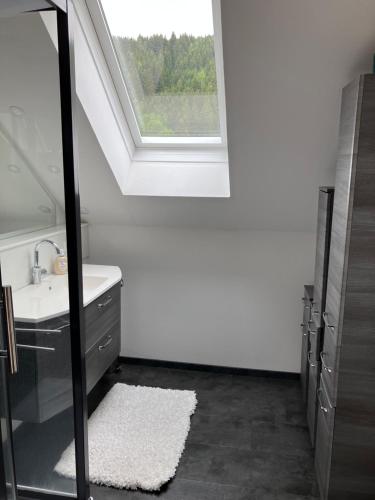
left=306, top=359, right=319, bottom=445
left=314, top=75, right=375, bottom=499
left=313, top=189, right=334, bottom=329
left=315, top=377, right=335, bottom=499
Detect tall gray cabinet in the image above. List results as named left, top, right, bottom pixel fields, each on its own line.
left=314, top=74, right=375, bottom=499
left=306, top=187, right=334, bottom=446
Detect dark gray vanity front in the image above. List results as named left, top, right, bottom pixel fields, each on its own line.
left=10, top=281, right=121, bottom=423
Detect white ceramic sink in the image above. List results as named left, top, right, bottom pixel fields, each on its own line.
left=83, top=275, right=107, bottom=290
left=13, top=264, right=122, bottom=323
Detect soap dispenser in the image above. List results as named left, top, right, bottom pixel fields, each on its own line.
left=54, top=250, right=68, bottom=275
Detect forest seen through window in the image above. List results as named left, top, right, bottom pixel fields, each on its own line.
left=112, top=33, right=220, bottom=137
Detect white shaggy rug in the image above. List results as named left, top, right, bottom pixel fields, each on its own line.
left=54, top=383, right=197, bottom=491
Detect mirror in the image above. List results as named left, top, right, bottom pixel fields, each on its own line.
left=0, top=8, right=66, bottom=240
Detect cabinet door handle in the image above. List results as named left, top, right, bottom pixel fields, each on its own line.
left=320, top=352, right=333, bottom=374
left=97, top=295, right=112, bottom=310
left=317, top=388, right=328, bottom=414
left=308, top=351, right=317, bottom=368
left=98, top=335, right=113, bottom=351
left=323, top=312, right=335, bottom=335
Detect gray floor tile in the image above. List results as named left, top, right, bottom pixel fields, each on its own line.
left=188, top=413, right=252, bottom=449
left=91, top=478, right=236, bottom=500
left=195, top=387, right=280, bottom=423
left=251, top=422, right=312, bottom=458
left=178, top=443, right=316, bottom=492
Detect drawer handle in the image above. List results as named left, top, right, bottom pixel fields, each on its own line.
left=0, top=344, right=55, bottom=357
left=317, top=388, right=329, bottom=414
left=308, top=327, right=317, bottom=336
left=98, top=335, right=113, bottom=351
left=15, top=326, right=69, bottom=335
left=97, top=295, right=112, bottom=310
left=323, top=312, right=335, bottom=335
left=308, top=351, right=317, bottom=368
left=320, top=352, right=333, bottom=374
left=17, top=344, right=55, bottom=352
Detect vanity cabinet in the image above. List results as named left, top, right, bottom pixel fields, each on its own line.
left=10, top=281, right=121, bottom=423
left=85, top=283, right=121, bottom=393
left=312, top=75, right=375, bottom=499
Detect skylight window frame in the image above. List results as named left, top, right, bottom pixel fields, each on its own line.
left=86, top=0, right=227, bottom=149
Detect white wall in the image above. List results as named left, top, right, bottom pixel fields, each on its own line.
left=88, top=225, right=314, bottom=372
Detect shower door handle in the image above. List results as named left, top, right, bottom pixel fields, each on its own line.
left=1, top=286, right=18, bottom=375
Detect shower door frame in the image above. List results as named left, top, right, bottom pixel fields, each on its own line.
left=0, top=1, right=90, bottom=499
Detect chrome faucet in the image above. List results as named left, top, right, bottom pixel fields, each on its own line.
left=32, top=240, right=64, bottom=284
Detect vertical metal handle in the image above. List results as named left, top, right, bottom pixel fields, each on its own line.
left=308, top=351, right=317, bottom=368
left=320, top=352, right=333, bottom=374
left=308, top=327, right=317, bottom=336
left=317, top=388, right=328, bottom=414
left=2, top=286, right=18, bottom=375
left=323, top=311, right=335, bottom=335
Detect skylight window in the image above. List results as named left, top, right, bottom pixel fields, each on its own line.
left=91, top=0, right=227, bottom=146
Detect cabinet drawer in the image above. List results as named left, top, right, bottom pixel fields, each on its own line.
left=321, top=326, right=340, bottom=405
left=317, top=375, right=335, bottom=431
left=315, top=377, right=335, bottom=498
left=322, top=309, right=339, bottom=346
left=307, top=360, right=319, bottom=446
left=308, top=324, right=320, bottom=361
left=84, top=282, right=121, bottom=350
left=86, top=323, right=121, bottom=393
left=301, top=323, right=309, bottom=403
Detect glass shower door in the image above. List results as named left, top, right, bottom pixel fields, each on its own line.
left=0, top=280, right=17, bottom=499
left=0, top=1, right=88, bottom=498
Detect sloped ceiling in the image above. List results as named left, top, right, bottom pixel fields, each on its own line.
left=78, top=0, right=375, bottom=231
